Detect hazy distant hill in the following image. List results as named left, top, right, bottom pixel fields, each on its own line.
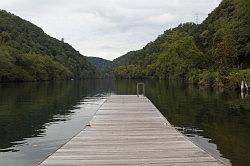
left=0, top=10, right=96, bottom=82
left=86, top=57, right=112, bottom=78
left=112, top=0, right=249, bottom=89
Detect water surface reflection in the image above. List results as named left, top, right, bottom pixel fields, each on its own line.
left=0, top=79, right=249, bottom=166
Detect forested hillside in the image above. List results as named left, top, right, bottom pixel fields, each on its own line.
left=113, top=0, right=249, bottom=89
left=86, top=57, right=112, bottom=78
left=0, top=10, right=96, bottom=82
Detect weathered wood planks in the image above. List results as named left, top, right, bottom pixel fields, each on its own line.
left=39, top=95, right=225, bottom=166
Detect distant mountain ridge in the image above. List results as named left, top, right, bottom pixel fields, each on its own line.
left=0, top=10, right=96, bottom=82
left=86, top=56, right=112, bottom=71
left=86, top=56, right=113, bottom=78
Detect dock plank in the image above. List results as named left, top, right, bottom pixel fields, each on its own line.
left=39, top=95, right=225, bottom=166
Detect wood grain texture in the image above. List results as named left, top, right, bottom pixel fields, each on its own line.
left=39, top=95, right=225, bottom=166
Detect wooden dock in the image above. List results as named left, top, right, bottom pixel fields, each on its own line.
left=39, top=95, right=225, bottom=166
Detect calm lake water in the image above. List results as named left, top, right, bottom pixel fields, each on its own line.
left=0, top=79, right=249, bottom=166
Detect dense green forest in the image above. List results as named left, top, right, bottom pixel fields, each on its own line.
left=0, top=10, right=96, bottom=82
left=0, top=0, right=249, bottom=86
left=113, top=0, right=249, bottom=89
left=86, top=57, right=112, bottom=78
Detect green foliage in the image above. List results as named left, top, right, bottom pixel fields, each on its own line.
left=0, top=45, right=72, bottom=82
left=187, top=69, right=201, bottom=84
left=156, top=31, right=203, bottom=79
left=187, top=68, right=250, bottom=90
left=201, top=0, right=249, bottom=66
left=0, top=10, right=96, bottom=82
left=198, top=70, right=223, bottom=87
left=226, top=69, right=250, bottom=89
left=114, top=65, right=145, bottom=79
left=112, top=0, right=249, bottom=89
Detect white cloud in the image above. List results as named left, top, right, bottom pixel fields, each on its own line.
left=0, top=0, right=221, bottom=60
left=147, top=13, right=175, bottom=24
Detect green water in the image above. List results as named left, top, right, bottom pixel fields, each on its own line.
left=0, top=79, right=249, bottom=166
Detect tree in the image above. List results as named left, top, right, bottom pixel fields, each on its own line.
left=157, top=31, right=203, bottom=79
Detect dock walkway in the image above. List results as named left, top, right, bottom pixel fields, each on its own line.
left=40, top=95, right=225, bottom=166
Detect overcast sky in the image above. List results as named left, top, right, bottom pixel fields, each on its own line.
left=0, top=0, right=221, bottom=60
